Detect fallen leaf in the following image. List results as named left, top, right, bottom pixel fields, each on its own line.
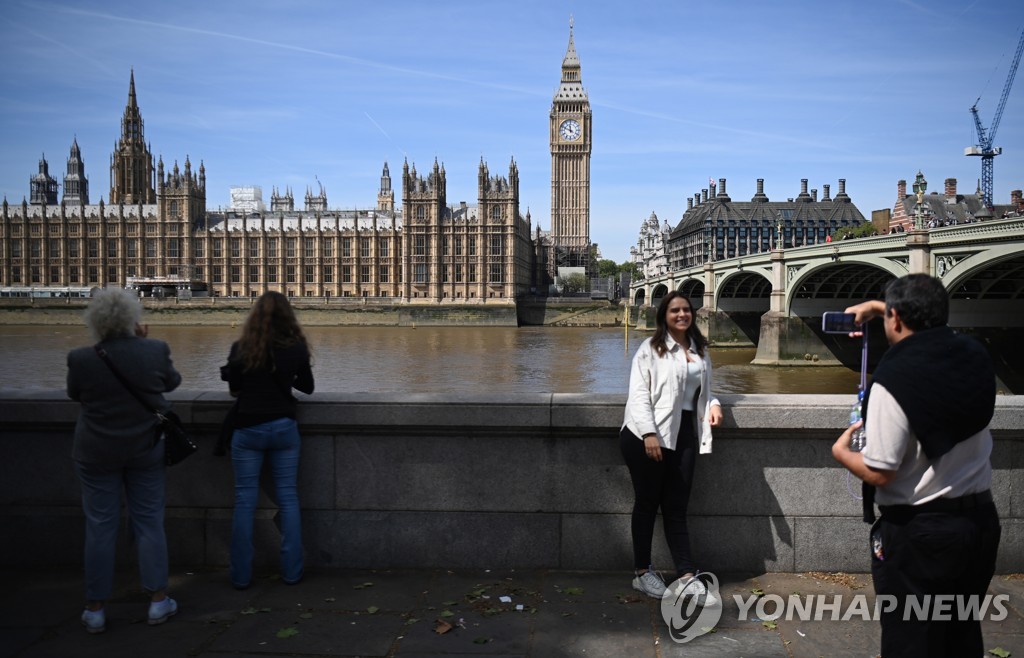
left=988, top=649, right=1011, bottom=658
left=299, top=612, right=313, bottom=619
left=440, top=609, right=455, bottom=618
left=367, top=606, right=379, bottom=615
left=762, top=620, right=778, bottom=631
left=752, top=588, right=765, bottom=597
left=434, top=619, right=453, bottom=635
left=442, top=600, right=458, bottom=606
left=324, top=597, right=336, bottom=602
left=276, top=627, right=299, bottom=638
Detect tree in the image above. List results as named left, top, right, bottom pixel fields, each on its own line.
left=558, top=272, right=588, bottom=293
left=597, top=259, right=619, bottom=278
left=832, top=223, right=879, bottom=241
left=619, top=260, right=641, bottom=280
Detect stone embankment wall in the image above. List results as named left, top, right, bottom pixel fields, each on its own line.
left=2, top=392, right=1021, bottom=573
left=0, top=298, right=635, bottom=327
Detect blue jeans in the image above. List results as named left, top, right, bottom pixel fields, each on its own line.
left=76, top=441, right=168, bottom=601
left=230, top=417, right=304, bottom=587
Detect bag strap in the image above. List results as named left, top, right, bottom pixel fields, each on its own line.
left=93, top=345, right=164, bottom=420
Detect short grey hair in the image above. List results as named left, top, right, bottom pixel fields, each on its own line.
left=84, top=288, right=142, bottom=342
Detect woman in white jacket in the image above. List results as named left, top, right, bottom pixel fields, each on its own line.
left=622, top=291, right=722, bottom=601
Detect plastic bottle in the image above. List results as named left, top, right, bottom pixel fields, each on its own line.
left=849, top=390, right=866, bottom=452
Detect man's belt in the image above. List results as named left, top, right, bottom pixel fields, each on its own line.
left=879, top=490, right=993, bottom=517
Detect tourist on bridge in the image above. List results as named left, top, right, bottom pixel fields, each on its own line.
left=620, top=291, right=722, bottom=602
left=67, top=287, right=182, bottom=633
left=223, top=291, right=314, bottom=590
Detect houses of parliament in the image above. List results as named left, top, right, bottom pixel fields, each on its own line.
left=0, top=25, right=593, bottom=302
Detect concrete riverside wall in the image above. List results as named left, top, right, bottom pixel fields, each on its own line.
left=2, top=392, right=1022, bottom=574
left=0, top=299, right=521, bottom=327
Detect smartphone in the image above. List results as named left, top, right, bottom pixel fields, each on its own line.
left=822, top=312, right=859, bottom=334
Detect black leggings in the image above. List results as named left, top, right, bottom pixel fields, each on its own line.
left=620, top=413, right=697, bottom=577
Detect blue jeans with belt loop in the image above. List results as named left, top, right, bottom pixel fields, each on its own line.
left=75, top=440, right=168, bottom=601
left=230, top=417, right=304, bottom=588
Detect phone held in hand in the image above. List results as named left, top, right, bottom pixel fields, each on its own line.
left=822, top=311, right=858, bottom=334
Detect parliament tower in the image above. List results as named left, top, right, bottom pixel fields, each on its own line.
left=549, top=17, right=592, bottom=275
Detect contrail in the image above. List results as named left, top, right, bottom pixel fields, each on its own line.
left=364, top=112, right=406, bottom=161
left=32, top=1, right=541, bottom=96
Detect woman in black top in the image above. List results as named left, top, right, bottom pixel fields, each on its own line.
left=225, top=292, right=314, bottom=589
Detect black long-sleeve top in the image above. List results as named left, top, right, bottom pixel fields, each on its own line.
left=225, top=340, right=314, bottom=429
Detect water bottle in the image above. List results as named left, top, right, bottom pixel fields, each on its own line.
left=849, top=390, right=866, bottom=452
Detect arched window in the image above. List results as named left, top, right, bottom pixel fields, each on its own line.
left=416, top=206, right=425, bottom=220
left=491, top=206, right=501, bottom=221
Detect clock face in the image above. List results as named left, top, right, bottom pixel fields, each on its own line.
left=559, top=119, right=581, bottom=141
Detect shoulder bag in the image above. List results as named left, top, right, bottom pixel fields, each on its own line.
left=94, top=345, right=197, bottom=466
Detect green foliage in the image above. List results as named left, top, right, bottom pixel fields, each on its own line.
left=597, top=259, right=619, bottom=278
left=558, top=273, right=589, bottom=293
left=832, top=223, right=879, bottom=241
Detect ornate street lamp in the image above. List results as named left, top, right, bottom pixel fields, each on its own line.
left=913, top=171, right=928, bottom=230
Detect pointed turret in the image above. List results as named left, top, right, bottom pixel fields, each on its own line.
left=63, top=138, right=89, bottom=205
left=554, top=16, right=587, bottom=102
left=110, top=69, right=155, bottom=204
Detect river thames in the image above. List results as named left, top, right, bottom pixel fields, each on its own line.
left=0, top=325, right=863, bottom=395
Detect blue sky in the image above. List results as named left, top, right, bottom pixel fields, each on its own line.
left=1, top=0, right=1021, bottom=263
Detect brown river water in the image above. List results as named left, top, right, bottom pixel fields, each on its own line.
left=0, top=325, right=862, bottom=395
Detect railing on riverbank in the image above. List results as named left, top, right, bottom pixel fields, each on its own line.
left=2, top=392, right=1021, bottom=573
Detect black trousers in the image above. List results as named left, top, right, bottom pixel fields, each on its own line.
left=872, top=501, right=1001, bottom=658
left=620, top=414, right=697, bottom=577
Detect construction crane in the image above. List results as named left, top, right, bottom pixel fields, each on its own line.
left=965, top=27, right=1024, bottom=210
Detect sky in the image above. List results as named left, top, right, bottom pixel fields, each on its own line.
left=1, top=0, right=1022, bottom=264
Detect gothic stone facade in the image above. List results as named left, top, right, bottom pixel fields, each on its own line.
left=1, top=74, right=536, bottom=302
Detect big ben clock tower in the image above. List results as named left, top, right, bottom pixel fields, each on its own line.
left=550, top=17, right=592, bottom=276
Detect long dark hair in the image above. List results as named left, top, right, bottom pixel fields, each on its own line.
left=236, top=291, right=308, bottom=372
left=650, top=291, right=707, bottom=358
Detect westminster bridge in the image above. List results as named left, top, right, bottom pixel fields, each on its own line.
left=631, top=217, right=1024, bottom=391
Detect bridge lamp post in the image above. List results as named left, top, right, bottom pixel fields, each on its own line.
left=913, top=171, right=928, bottom=230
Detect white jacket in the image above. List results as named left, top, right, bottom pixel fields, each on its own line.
left=622, top=335, right=720, bottom=454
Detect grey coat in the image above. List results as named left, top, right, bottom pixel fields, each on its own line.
left=67, top=335, right=182, bottom=464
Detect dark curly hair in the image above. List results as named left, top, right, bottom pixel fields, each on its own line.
left=650, top=291, right=707, bottom=358
left=236, top=291, right=309, bottom=372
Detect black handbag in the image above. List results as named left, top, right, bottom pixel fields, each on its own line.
left=94, top=345, right=198, bottom=466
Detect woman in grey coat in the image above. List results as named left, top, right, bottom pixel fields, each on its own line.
left=66, top=288, right=182, bottom=634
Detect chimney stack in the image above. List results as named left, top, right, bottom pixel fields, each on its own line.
left=687, top=198, right=693, bottom=210
left=837, top=179, right=848, bottom=199
left=702, top=189, right=708, bottom=203
left=753, top=178, right=768, bottom=202
left=898, top=179, right=907, bottom=199
left=1011, top=189, right=1022, bottom=209
left=945, top=178, right=957, bottom=202
left=812, top=188, right=818, bottom=202
left=717, top=178, right=730, bottom=201
left=823, top=184, right=831, bottom=201
left=694, top=193, right=700, bottom=207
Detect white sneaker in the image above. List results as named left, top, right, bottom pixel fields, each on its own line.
left=148, top=597, right=178, bottom=625
left=81, top=607, right=105, bottom=634
left=673, top=574, right=720, bottom=607
left=632, top=570, right=667, bottom=599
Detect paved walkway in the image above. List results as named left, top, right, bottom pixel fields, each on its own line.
left=5, top=567, right=1024, bottom=657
